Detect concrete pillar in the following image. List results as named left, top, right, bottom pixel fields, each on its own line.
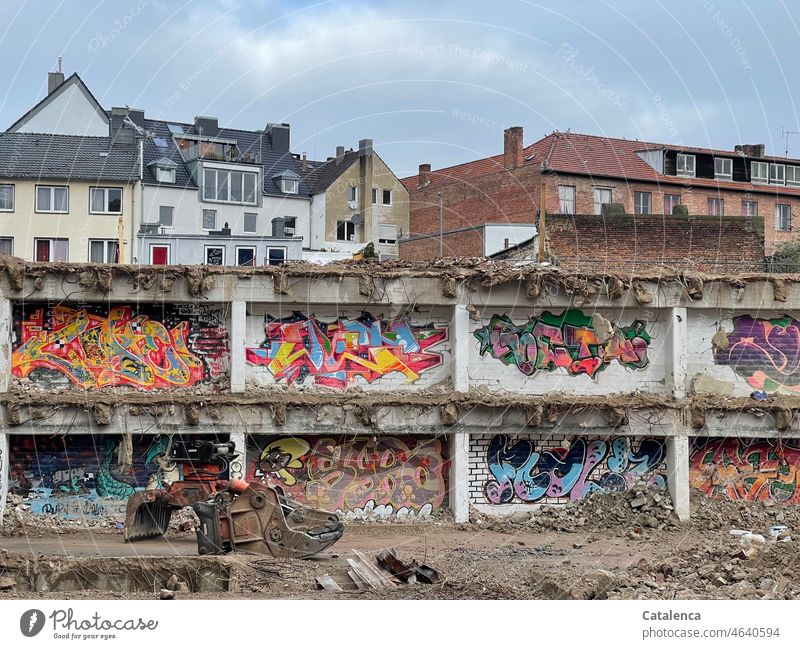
left=448, top=429, right=469, bottom=523
left=229, top=431, right=246, bottom=480
left=451, top=305, right=470, bottom=393
left=0, top=298, right=11, bottom=393
left=230, top=300, right=246, bottom=393
left=669, top=306, right=688, bottom=398
left=666, top=434, right=690, bottom=522
left=0, top=429, right=8, bottom=524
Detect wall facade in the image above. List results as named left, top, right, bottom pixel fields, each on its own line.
left=3, top=265, right=800, bottom=525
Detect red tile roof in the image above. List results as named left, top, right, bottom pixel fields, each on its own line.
left=402, top=131, right=800, bottom=197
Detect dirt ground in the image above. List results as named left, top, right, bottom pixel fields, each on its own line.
left=1, top=489, right=799, bottom=600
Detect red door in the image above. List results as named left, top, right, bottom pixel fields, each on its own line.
left=150, top=245, right=169, bottom=265
left=35, top=240, right=50, bottom=262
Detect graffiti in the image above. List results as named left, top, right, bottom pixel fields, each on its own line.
left=483, top=435, right=666, bottom=504
left=714, top=315, right=800, bottom=393
left=11, top=304, right=229, bottom=390
left=246, top=311, right=447, bottom=389
left=474, top=310, right=651, bottom=378
left=690, top=438, right=800, bottom=503
left=8, top=434, right=228, bottom=520
left=247, top=435, right=448, bottom=518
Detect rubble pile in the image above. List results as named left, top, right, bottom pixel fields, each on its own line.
left=0, top=495, right=122, bottom=535
left=688, top=489, right=800, bottom=531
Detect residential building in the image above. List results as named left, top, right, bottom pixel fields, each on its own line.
left=401, top=127, right=800, bottom=259
left=303, top=141, right=409, bottom=261
left=3, top=69, right=409, bottom=265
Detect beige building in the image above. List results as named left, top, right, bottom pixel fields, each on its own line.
left=306, top=139, right=409, bottom=260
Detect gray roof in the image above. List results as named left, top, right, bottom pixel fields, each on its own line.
left=303, top=150, right=359, bottom=193
left=0, top=132, right=139, bottom=182
left=140, top=118, right=314, bottom=197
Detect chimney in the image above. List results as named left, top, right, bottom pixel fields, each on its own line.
left=335, top=145, right=345, bottom=161
left=301, top=153, right=308, bottom=172
left=266, top=123, right=290, bottom=152
left=737, top=143, right=765, bottom=158
left=271, top=216, right=286, bottom=238
left=358, top=138, right=373, bottom=157
left=504, top=126, right=524, bottom=170
left=194, top=116, right=219, bottom=137
left=418, top=163, right=431, bottom=187
left=48, top=71, right=65, bottom=94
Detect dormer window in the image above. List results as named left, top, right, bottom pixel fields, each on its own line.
left=272, top=170, right=300, bottom=195
left=147, top=157, right=177, bottom=184
left=676, top=153, right=695, bottom=177
left=770, top=163, right=786, bottom=185
left=714, top=157, right=732, bottom=180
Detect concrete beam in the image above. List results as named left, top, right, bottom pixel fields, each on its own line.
left=666, top=434, right=690, bottom=522
left=230, top=301, right=246, bottom=393
left=449, top=429, right=469, bottom=523
left=669, top=307, right=688, bottom=399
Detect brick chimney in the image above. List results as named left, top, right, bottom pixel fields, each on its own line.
left=736, top=143, right=766, bottom=158
left=418, top=163, right=431, bottom=187
left=504, top=126, right=524, bottom=170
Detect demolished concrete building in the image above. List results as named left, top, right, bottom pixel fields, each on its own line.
left=1, top=255, right=799, bottom=526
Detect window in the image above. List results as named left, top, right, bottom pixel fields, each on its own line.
left=742, top=200, right=758, bottom=216
left=159, top=206, right=174, bottom=228
left=558, top=185, right=576, bottom=214
left=663, top=193, right=681, bottom=214
left=89, top=240, right=119, bottom=263
left=204, top=246, right=225, bottom=266
left=283, top=216, right=296, bottom=237
left=243, top=212, right=258, bottom=234
left=634, top=191, right=652, bottom=215
left=150, top=244, right=170, bottom=265
left=0, top=237, right=13, bottom=255
left=337, top=220, right=356, bottom=242
left=155, top=167, right=175, bottom=183
left=34, top=238, right=68, bottom=262
left=592, top=187, right=612, bottom=215
left=371, top=188, right=378, bottom=205
left=0, top=184, right=14, bottom=211
left=751, top=161, right=768, bottom=184
left=788, top=166, right=800, bottom=186
left=203, top=168, right=258, bottom=204
left=347, top=186, right=358, bottom=203
left=90, top=187, right=122, bottom=214
left=707, top=197, right=724, bottom=216
left=770, top=163, right=786, bottom=185
left=266, top=247, right=286, bottom=265
left=280, top=178, right=298, bottom=194
left=776, top=204, right=792, bottom=231
left=379, top=224, right=398, bottom=245
left=35, top=186, right=68, bottom=213
left=202, top=209, right=217, bottom=230
left=676, top=153, right=695, bottom=177
left=382, top=189, right=392, bottom=206
left=714, top=157, right=732, bottom=180
left=236, top=246, right=256, bottom=267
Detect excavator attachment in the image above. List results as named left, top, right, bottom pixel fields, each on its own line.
left=194, top=480, right=344, bottom=559
left=123, top=482, right=221, bottom=542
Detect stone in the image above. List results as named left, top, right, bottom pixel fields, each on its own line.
left=0, top=577, right=16, bottom=590
left=758, top=578, right=776, bottom=592
left=510, top=511, right=531, bottom=524
left=158, top=589, right=175, bottom=600
left=629, top=496, right=648, bottom=509
left=692, top=373, right=735, bottom=397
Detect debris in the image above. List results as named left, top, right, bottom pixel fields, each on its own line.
left=376, top=549, right=416, bottom=583
left=158, top=588, right=175, bottom=600
left=710, top=328, right=729, bottom=351
left=510, top=511, right=531, bottom=524
left=629, top=496, right=648, bottom=509
left=166, top=574, right=190, bottom=593
left=347, top=549, right=395, bottom=590
left=0, top=577, right=16, bottom=590
left=315, top=575, right=343, bottom=592
left=413, top=564, right=440, bottom=584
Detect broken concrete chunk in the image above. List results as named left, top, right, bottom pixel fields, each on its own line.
left=711, top=328, right=729, bottom=352
left=692, top=373, right=734, bottom=397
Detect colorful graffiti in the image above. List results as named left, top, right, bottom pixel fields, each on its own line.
left=246, top=312, right=447, bottom=389
left=246, top=435, right=448, bottom=518
left=690, top=437, right=800, bottom=503
left=474, top=310, right=651, bottom=378
left=8, top=434, right=228, bottom=520
left=483, top=435, right=666, bottom=504
left=714, top=315, right=800, bottom=393
left=12, top=305, right=229, bottom=389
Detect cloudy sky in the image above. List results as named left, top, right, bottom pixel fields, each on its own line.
left=0, top=0, right=798, bottom=176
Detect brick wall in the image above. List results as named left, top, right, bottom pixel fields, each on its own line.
left=399, top=228, right=485, bottom=260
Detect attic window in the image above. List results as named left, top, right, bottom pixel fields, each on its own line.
left=153, top=137, right=169, bottom=149
left=676, top=153, right=695, bottom=177
left=156, top=167, right=175, bottom=183
left=281, top=179, right=299, bottom=194
left=167, top=124, right=184, bottom=134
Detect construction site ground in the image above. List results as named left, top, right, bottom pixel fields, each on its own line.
left=1, top=490, right=799, bottom=600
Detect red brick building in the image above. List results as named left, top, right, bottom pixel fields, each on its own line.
left=400, top=128, right=800, bottom=259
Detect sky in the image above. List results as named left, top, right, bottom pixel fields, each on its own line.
left=1, top=0, right=799, bottom=178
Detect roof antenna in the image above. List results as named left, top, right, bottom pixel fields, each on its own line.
left=57, top=56, right=62, bottom=74
left=780, top=127, right=799, bottom=159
